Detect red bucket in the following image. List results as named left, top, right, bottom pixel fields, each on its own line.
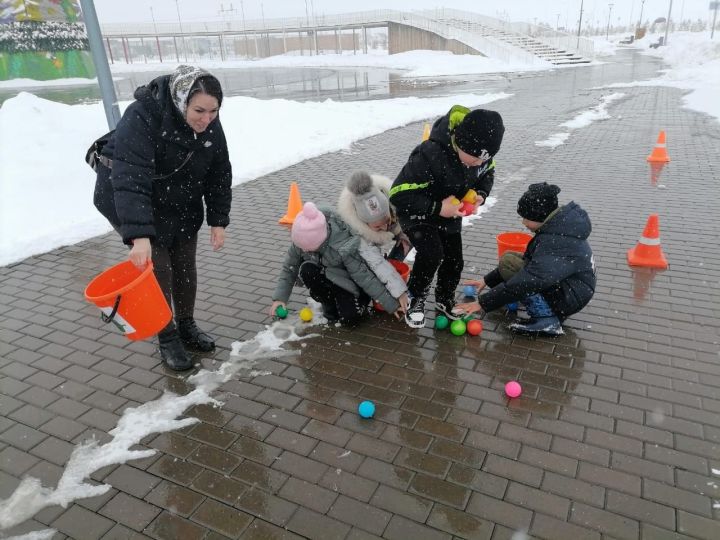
left=496, top=232, right=533, bottom=259
left=374, top=259, right=410, bottom=312
left=84, top=261, right=172, bottom=341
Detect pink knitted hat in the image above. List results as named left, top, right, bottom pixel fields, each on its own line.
left=291, top=202, right=328, bottom=251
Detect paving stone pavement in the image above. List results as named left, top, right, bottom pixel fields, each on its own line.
left=1, top=48, right=720, bottom=539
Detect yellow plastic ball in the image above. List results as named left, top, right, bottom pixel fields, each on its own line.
left=299, top=307, right=313, bottom=322
left=462, top=189, right=477, bottom=204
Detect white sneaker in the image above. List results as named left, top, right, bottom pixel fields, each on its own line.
left=405, top=296, right=426, bottom=329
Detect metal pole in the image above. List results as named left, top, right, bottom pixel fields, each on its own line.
left=577, top=0, right=585, bottom=48
left=105, top=37, right=114, bottom=64
left=240, top=0, right=249, bottom=57
left=80, top=0, right=120, bottom=129
left=606, top=3, right=614, bottom=39
left=664, top=0, right=673, bottom=45
left=712, top=1, right=718, bottom=39
left=175, top=0, right=187, bottom=61
left=638, top=0, right=645, bottom=28
left=150, top=6, right=162, bottom=62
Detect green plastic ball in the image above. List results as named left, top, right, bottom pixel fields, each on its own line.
left=435, top=314, right=449, bottom=330
left=450, top=319, right=467, bottom=336
left=275, top=305, right=288, bottom=319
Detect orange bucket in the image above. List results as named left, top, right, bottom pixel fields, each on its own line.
left=374, top=259, right=410, bottom=312
left=496, top=232, right=533, bottom=259
left=84, top=261, right=172, bottom=341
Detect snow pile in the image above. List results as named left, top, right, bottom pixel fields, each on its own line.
left=607, top=31, right=720, bottom=122
left=94, top=49, right=553, bottom=79
left=0, top=90, right=510, bottom=267
left=535, top=92, right=625, bottom=148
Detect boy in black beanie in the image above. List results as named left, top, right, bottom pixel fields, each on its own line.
left=457, top=182, right=596, bottom=336
left=390, top=106, right=505, bottom=328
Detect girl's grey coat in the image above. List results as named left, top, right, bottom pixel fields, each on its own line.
left=337, top=173, right=408, bottom=300
left=273, top=207, right=401, bottom=313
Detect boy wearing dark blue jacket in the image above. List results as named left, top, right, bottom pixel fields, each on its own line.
left=458, top=183, right=596, bottom=336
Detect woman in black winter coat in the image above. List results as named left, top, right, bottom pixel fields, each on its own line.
left=93, top=65, right=232, bottom=370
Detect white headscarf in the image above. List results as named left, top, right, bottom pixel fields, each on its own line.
left=168, top=64, right=211, bottom=117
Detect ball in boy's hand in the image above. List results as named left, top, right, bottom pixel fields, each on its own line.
left=275, top=305, right=288, bottom=319
left=460, top=202, right=475, bottom=216
left=450, top=319, right=466, bottom=336
left=463, top=285, right=477, bottom=297
left=358, top=400, right=375, bottom=418
left=462, top=189, right=477, bottom=204
left=299, top=307, right=313, bottom=322
left=467, top=319, right=483, bottom=336
left=435, top=314, right=449, bottom=330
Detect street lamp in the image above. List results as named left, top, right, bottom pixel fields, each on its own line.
left=638, top=0, right=646, bottom=29
left=174, top=0, right=187, bottom=61
left=577, top=0, right=585, bottom=47
left=606, top=3, right=614, bottom=39
left=664, top=0, right=674, bottom=45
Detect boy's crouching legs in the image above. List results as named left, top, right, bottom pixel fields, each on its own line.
left=509, top=293, right=564, bottom=336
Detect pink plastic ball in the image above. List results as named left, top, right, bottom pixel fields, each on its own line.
left=505, top=381, right=522, bottom=398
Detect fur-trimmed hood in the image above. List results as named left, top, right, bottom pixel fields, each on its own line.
left=337, top=173, right=398, bottom=246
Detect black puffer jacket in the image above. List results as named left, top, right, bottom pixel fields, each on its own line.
left=389, top=108, right=495, bottom=234
left=93, top=75, right=232, bottom=246
left=479, top=202, right=596, bottom=319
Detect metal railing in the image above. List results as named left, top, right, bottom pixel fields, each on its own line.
left=101, top=9, right=545, bottom=65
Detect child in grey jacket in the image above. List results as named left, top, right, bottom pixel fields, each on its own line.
left=270, top=202, right=407, bottom=325
left=337, top=171, right=410, bottom=314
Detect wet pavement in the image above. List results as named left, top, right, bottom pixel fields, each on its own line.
left=1, top=48, right=720, bottom=539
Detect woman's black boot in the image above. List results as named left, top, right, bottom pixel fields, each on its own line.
left=158, top=329, right=194, bottom=371
left=177, top=318, right=215, bottom=352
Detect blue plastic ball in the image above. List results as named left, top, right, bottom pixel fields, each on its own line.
left=507, top=302, right=519, bottom=312
left=358, top=400, right=375, bottom=419
left=463, top=285, right=477, bottom=297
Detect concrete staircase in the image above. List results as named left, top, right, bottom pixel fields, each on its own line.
left=439, top=17, right=592, bottom=65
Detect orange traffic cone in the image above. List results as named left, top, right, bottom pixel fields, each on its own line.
left=279, top=182, right=303, bottom=225
left=647, top=131, right=670, bottom=163
left=422, top=123, right=431, bottom=141
left=627, top=214, right=668, bottom=269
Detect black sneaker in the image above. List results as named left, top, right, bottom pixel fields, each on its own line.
left=435, top=300, right=464, bottom=321
left=509, top=316, right=564, bottom=336
left=321, top=302, right=340, bottom=323
left=404, top=296, right=426, bottom=328
left=177, top=318, right=215, bottom=352
left=158, top=330, right=194, bottom=371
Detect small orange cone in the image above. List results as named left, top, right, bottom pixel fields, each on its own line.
left=647, top=130, right=670, bottom=163
left=279, top=182, right=303, bottom=225
left=422, top=123, right=431, bottom=141
left=627, top=214, right=668, bottom=269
